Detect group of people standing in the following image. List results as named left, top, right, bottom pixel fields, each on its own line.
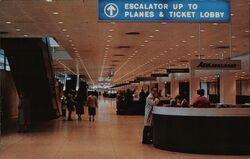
left=142, top=87, right=210, bottom=144
left=61, top=90, right=98, bottom=122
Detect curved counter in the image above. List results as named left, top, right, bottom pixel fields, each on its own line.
left=152, top=107, right=250, bottom=155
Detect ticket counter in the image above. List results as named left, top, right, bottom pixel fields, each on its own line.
left=152, top=107, right=250, bottom=155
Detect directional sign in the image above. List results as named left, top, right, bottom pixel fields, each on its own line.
left=167, top=68, right=190, bottom=73
left=151, top=73, right=169, bottom=77
left=191, top=59, right=241, bottom=70
left=99, top=0, right=230, bottom=22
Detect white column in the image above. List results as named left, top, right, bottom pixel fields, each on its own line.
left=220, top=71, right=236, bottom=104
left=190, top=71, right=200, bottom=104
left=171, top=74, right=179, bottom=98
left=158, top=82, right=165, bottom=97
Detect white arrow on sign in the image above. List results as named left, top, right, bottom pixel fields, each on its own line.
left=107, top=4, right=116, bottom=16
left=104, top=3, right=119, bottom=18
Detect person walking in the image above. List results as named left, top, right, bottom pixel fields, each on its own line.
left=86, top=92, right=98, bottom=122
left=75, top=94, right=84, bottom=120
left=18, top=92, right=30, bottom=132
left=66, top=91, right=76, bottom=121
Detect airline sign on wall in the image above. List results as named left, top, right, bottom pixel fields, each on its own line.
left=98, top=0, right=230, bottom=22
left=191, top=59, right=241, bottom=70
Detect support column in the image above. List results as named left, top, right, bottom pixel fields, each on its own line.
left=220, top=71, right=236, bottom=104
left=190, top=71, right=200, bottom=104
left=171, top=74, right=179, bottom=98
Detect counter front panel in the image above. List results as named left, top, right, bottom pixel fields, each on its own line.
left=152, top=107, right=250, bottom=155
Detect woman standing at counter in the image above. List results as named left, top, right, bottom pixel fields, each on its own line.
left=142, top=87, right=160, bottom=144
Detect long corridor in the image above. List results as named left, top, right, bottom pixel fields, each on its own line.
left=0, top=98, right=248, bottom=159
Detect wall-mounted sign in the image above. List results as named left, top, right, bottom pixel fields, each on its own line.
left=136, top=77, right=157, bottom=81
left=99, top=0, right=230, bottom=22
left=151, top=73, right=169, bottom=77
left=191, top=59, right=241, bottom=70
left=167, top=68, right=190, bottom=73
left=129, top=80, right=140, bottom=83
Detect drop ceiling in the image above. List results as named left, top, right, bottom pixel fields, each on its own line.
left=0, top=0, right=249, bottom=85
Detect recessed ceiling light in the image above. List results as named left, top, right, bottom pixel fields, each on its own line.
left=110, top=22, right=116, bottom=25
left=164, top=50, right=168, bottom=53
left=105, top=48, right=109, bottom=50
left=232, top=36, right=236, bottom=39
left=170, top=48, right=173, bottom=50
left=200, top=30, right=205, bottom=32
left=73, top=48, right=76, bottom=50
left=155, top=29, right=160, bottom=32
left=161, top=22, right=167, bottom=25
left=6, top=21, right=12, bottom=24
left=58, top=21, right=63, bottom=24
left=194, top=51, right=198, bottom=53
left=46, top=0, right=53, bottom=2
left=15, top=28, right=21, bottom=32
left=140, top=44, right=145, bottom=47
left=187, top=53, right=191, bottom=56
left=66, top=35, right=70, bottom=37
left=209, top=44, right=214, bottom=47
left=182, top=40, right=186, bottom=43
left=144, top=40, right=149, bottom=43
left=105, top=50, right=108, bottom=53
left=134, top=50, right=138, bottom=53
left=53, top=12, right=59, bottom=15
left=201, top=48, right=205, bottom=50
left=176, top=44, right=179, bottom=47
left=230, top=13, right=234, bottom=16
left=108, top=29, right=114, bottom=32
left=23, top=34, right=28, bottom=37
left=245, top=30, right=250, bottom=33
left=219, top=41, right=223, bottom=43
left=62, top=29, right=67, bottom=32
left=212, top=23, right=218, bottom=26
left=107, top=35, right=112, bottom=38
left=74, top=50, right=78, bottom=53
left=69, top=40, right=73, bottom=42
left=149, top=35, right=154, bottom=38
left=160, top=53, right=164, bottom=56
left=190, top=35, right=195, bottom=38
left=106, top=44, right=110, bottom=47
left=132, top=53, right=136, bottom=56
left=71, top=44, right=75, bottom=46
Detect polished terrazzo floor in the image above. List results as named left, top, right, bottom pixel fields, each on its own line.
left=0, top=98, right=249, bottom=159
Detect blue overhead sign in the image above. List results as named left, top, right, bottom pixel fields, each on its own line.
left=98, top=0, right=230, bottom=22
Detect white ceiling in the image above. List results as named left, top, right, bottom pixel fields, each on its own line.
left=0, top=0, right=249, bottom=85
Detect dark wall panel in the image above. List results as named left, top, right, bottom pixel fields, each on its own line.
left=1, top=38, right=59, bottom=122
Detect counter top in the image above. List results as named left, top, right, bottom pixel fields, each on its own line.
left=153, top=106, right=250, bottom=117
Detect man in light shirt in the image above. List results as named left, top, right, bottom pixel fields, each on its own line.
left=142, top=87, right=160, bottom=144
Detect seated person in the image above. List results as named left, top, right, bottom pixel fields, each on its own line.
left=171, top=95, right=189, bottom=107
left=193, top=89, right=210, bottom=107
